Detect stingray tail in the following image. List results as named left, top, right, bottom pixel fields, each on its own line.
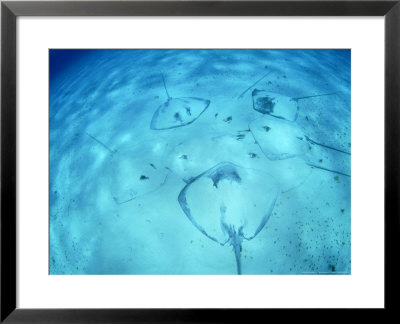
left=238, top=71, right=272, bottom=99
left=161, top=74, right=171, bottom=99
left=234, top=243, right=242, bottom=275
left=232, top=231, right=242, bottom=275
left=305, top=135, right=351, bottom=155
left=86, top=132, right=116, bottom=155
left=292, top=91, right=338, bottom=101
left=307, top=163, right=351, bottom=177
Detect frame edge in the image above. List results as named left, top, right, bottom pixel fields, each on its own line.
left=384, top=0, right=400, bottom=313
left=1, top=0, right=399, bottom=322
left=1, top=1, right=16, bottom=322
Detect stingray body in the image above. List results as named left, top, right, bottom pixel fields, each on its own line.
left=150, top=75, right=210, bottom=130
left=178, top=162, right=279, bottom=274
left=249, top=115, right=351, bottom=177
left=249, top=116, right=309, bottom=160
left=109, top=142, right=170, bottom=204
left=252, top=89, right=299, bottom=121
left=251, top=87, right=338, bottom=122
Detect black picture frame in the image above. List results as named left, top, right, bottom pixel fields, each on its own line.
left=1, top=0, right=399, bottom=322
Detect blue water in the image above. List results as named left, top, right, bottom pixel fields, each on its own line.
left=49, top=49, right=351, bottom=275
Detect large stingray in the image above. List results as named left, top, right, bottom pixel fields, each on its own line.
left=178, top=162, right=279, bottom=274
left=108, top=142, right=171, bottom=205
left=249, top=115, right=351, bottom=177
left=110, top=157, right=169, bottom=204
left=252, top=89, right=299, bottom=121
left=85, top=131, right=171, bottom=204
left=251, top=89, right=338, bottom=122
left=150, top=75, right=211, bottom=130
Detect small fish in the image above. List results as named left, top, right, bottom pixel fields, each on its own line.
left=223, top=116, right=232, bottom=123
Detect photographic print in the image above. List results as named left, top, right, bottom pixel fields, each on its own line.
left=49, top=49, right=351, bottom=275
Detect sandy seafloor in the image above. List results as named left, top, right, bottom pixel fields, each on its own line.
left=49, top=49, right=351, bottom=275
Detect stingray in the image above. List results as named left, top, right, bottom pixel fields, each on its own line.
left=249, top=115, right=351, bottom=177
left=84, top=131, right=171, bottom=204
left=150, top=75, right=211, bottom=130
left=251, top=89, right=338, bottom=122
left=108, top=142, right=170, bottom=205
left=178, top=162, right=279, bottom=274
